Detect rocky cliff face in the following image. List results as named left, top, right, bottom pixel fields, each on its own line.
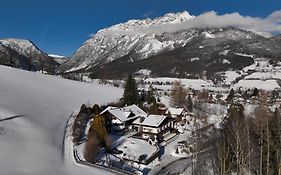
left=59, top=11, right=195, bottom=73
left=0, top=38, right=59, bottom=73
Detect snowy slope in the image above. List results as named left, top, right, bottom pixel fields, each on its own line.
left=48, top=54, right=65, bottom=58
left=144, top=77, right=214, bottom=90
left=0, top=65, right=122, bottom=175
left=234, top=79, right=280, bottom=91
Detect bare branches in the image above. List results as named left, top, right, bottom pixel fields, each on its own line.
left=170, top=81, right=188, bottom=108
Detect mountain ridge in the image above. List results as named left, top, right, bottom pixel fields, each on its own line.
left=59, top=11, right=281, bottom=78
left=0, top=38, right=59, bottom=73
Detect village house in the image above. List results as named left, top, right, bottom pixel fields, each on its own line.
left=132, top=115, right=174, bottom=142
left=101, top=104, right=147, bottom=133
left=165, top=107, right=187, bottom=127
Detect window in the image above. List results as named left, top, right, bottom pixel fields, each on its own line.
left=147, top=128, right=152, bottom=133
left=133, top=126, right=138, bottom=131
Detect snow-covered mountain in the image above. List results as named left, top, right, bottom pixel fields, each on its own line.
left=0, top=38, right=59, bottom=73
left=0, top=39, right=42, bottom=57
left=97, top=11, right=194, bottom=34
left=59, top=11, right=281, bottom=78
left=59, top=11, right=195, bottom=72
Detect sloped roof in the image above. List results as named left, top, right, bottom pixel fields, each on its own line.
left=122, top=104, right=147, bottom=117
left=100, top=106, right=117, bottom=114
left=166, top=107, right=185, bottom=115
left=101, top=104, right=147, bottom=122
left=133, top=115, right=167, bottom=127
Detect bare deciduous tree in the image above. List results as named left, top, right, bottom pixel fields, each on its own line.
left=254, top=92, right=271, bottom=175
left=170, top=81, right=188, bottom=108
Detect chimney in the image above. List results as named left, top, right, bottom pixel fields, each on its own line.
left=140, top=116, right=145, bottom=123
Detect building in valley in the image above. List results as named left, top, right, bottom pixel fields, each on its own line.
left=132, top=115, right=174, bottom=142
left=101, top=104, right=147, bottom=133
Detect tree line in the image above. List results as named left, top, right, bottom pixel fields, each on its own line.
left=212, top=93, right=281, bottom=175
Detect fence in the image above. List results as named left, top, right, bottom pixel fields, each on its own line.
left=73, top=149, right=137, bottom=175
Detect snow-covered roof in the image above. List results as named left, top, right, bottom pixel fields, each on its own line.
left=100, top=106, right=117, bottom=114
left=166, top=107, right=185, bottom=115
left=108, top=109, right=133, bottom=122
left=133, top=115, right=167, bottom=127
left=112, top=118, right=123, bottom=124
left=122, top=104, right=147, bottom=117
left=101, top=104, right=147, bottom=122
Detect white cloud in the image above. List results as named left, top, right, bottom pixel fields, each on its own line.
left=268, top=10, right=281, bottom=23
left=94, top=10, right=281, bottom=37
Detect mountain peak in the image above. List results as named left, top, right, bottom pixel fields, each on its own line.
left=96, top=11, right=194, bottom=35
left=0, top=38, right=59, bottom=72
left=160, top=11, right=193, bottom=23
left=0, top=38, right=42, bottom=57
left=0, top=38, right=34, bottom=48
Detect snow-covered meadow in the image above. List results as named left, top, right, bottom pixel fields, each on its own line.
left=0, top=65, right=123, bottom=175
left=144, top=77, right=215, bottom=91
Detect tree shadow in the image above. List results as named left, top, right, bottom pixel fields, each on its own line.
left=0, top=115, right=25, bottom=122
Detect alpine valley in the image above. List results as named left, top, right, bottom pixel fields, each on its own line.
left=58, top=11, right=281, bottom=80
left=2, top=9, right=281, bottom=175
left=1, top=11, right=281, bottom=82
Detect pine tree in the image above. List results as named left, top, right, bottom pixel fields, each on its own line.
left=92, top=104, right=101, bottom=115
left=167, top=111, right=172, bottom=118
left=157, top=97, right=161, bottom=103
left=146, top=85, right=156, bottom=104
left=187, top=95, right=193, bottom=112
left=226, top=88, right=235, bottom=102
left=123, top=74, right=138, bottom=105
left=252, top=88, right=260, bottom=97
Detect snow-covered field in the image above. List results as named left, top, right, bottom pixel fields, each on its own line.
left=217, top=58, right=281, bottom=91
left=0, top=65, right=123, bottom=175
left=245, top=72, right=281, bottom=80
left=144, top=77, right=214, bottom=91
left=234, top=79, right=280, bottom=91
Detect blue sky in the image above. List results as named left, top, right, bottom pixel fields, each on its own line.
left=0, top=0, right=280, bottom=56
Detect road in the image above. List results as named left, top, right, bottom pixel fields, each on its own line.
left=154, top=148, right=213, bottom=175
